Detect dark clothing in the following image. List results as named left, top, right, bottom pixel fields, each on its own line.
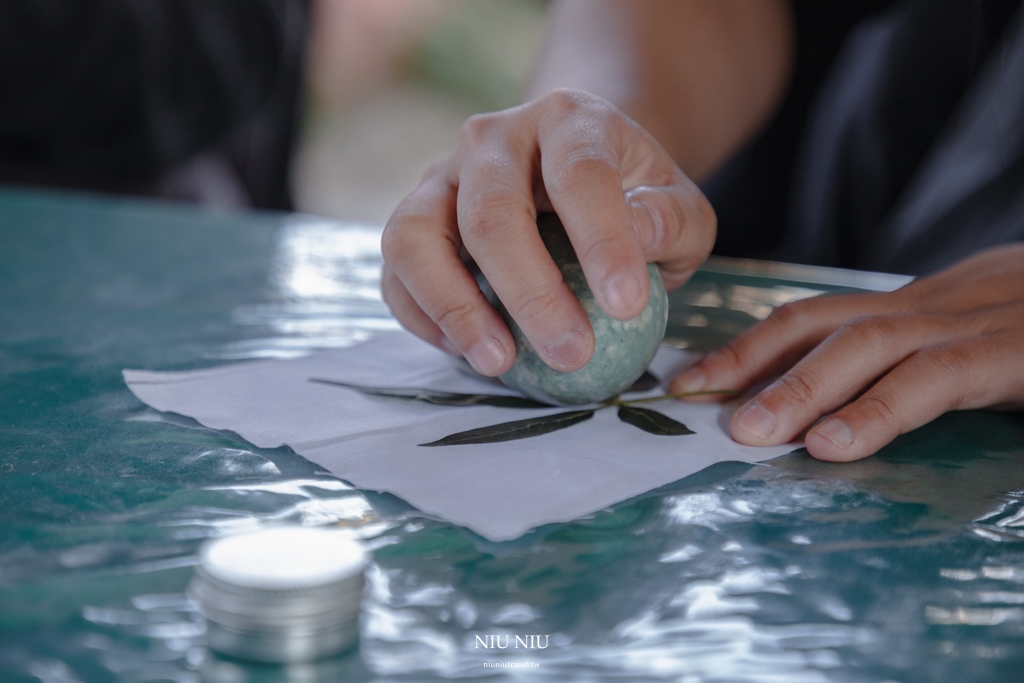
left=2, top=0, right=1022, bottom=268
left=0, top=0, right=309, bottom=209
left=706, top=0, right=1024, bottom=275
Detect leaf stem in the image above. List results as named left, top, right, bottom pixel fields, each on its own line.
left=618, top=389, right=741, bottom=406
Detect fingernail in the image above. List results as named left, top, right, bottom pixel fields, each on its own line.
left=812, top=417, right=854, bottom=449
left=736, top=401, right=776, bottom=439
left=542, top=328, right=590, bottom=371
left=674, top=366, right=706, bottom=393
left=603, top=272, right=643, bottom=316
left=466, top=337, right=507, bottom=375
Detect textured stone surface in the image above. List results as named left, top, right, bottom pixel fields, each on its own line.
left=489, top=214, right=668, bottom=405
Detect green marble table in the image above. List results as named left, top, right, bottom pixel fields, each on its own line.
left=2, top=187, right=1024, bottom=683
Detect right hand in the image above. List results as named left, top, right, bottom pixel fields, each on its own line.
left=381, top=89, right=717, bottom=376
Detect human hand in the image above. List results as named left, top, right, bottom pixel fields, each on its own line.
left=381, top=89, right=716, bottom=377
left=671, top=244, right=1024, bottom=461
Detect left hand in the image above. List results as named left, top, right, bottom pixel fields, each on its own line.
left=671, top=243, right=1024, bottom=461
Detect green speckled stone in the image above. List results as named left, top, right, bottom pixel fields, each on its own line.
left=488, top=214, right=668, bottom=405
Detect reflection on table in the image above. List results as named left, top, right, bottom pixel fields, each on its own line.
left=1, top=188, right=1022, bottom=683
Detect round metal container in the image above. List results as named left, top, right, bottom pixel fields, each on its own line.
left=189, top=527, right=366, bottom=663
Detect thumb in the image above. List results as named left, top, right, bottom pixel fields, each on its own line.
left=625, top=180, right=717, bottom=291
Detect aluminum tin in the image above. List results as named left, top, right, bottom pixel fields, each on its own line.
left=191, top=528, right=366, bottom=662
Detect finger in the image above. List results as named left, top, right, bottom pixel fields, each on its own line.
left=381, top=265, right=459, bottom=356
left=383, top=177, right=515, bottom=376
left=728, top=313, right=980, bottom=446
left=900, top=243, right=1024, bottom=315
left=624, top=178, right=717, bottom=291
left=670, top=290, right=909, bottom=398
left=536, top=91, right=651, bottom=321
left=805, top=334, right=1023, bottom=462
left=456, top=115, right=595, bottom=373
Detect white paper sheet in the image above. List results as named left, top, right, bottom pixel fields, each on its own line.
left=124, top=331, right=796, bottom=541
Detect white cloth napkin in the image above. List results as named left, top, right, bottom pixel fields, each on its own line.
left=124, top=331, right=796, bottom=541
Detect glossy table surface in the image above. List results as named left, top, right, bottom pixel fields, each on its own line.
left=2, top=187, right=1024, bottom=683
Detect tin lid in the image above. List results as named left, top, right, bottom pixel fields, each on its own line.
left=198, top=527, right=366, bottom=591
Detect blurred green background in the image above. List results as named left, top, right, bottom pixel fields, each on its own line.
left=294, top=0, right=546, bottom=223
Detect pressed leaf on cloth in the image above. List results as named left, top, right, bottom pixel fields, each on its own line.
left=123, top=331, right=797, bottom=541
left=617, top=405, right=695, bottom=436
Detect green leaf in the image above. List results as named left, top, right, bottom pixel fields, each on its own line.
left=617, top=406, right=694, bottom=436
left=310, top=379, right=554, bottom=408
left=625, top=370, right=660, bottom=393
left=419, top=410, right=596, bottom=447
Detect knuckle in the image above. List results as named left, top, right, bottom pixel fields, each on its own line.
left=421, top=158, right=451, bottom=183
left=914, top=344, right=973, bottom=406
left=578, top=231, right=624, bottom=266
left=772, top=372, right=817, bottom=405
left=839, top=315, right=902, bottom=352
left=509, top=283, right=564, bottom=325
left=458, top=189, right=529, bottom=243
left=459, top=112, right=500, bottom=146
left=382, top=181, right=458, bottom=265
left=549, top=153, right=615, bottom=196
left=380, top=221, right=412, bottom=264
left=709, top=339, right=747, bottom=373
left=655, top=186, right=715, bottom=279
left=892, top=281, right=922, bottom=309
left=682, top=197, right=715, bottom=257
left=460, top=209, right=505, bottom=243
left=916, top=344, right=972, bottom=380
left=965, top=308, right=1003, bottom=336
left=659, top=262, right=700, bottom=291
left=434, top=298, right=477, bottom=332
left=643, top=193, right=686, bottom=257
left=858, top=393, right=901, bottom=428
left=767, top=300, right=809, bottom=328
left=540, top=88, right=588, bottom=119
left=646, top=206, right=676, bottom=257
